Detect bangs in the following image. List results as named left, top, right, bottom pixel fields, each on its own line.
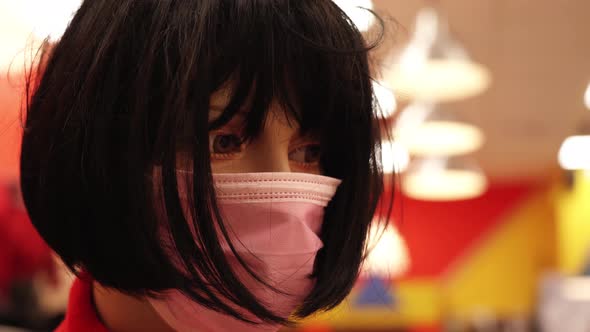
left=205, top=0, right=376, bottom=149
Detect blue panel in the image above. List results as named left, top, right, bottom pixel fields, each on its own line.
left=353, top=276, right=396, bottom=308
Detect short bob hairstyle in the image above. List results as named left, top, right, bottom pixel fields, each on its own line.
left=20, top=0, right=392, bottom=326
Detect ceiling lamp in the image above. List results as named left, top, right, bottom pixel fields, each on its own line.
left=362, top=222, right=410, bottom=278
left=558, top=135, right=590, bottom=170
left=332, top=0, right=375, bottom=32
left=395, top=102, right=484, bottom=156
left=383, top=7, right=491, bottom=102
left=402, top=157, right=488, bottom=201
left=373, top=81, right=397, bottom=118
left=381, top=139, right=410, bottom=174
left=584, top=82, right=590, bottom=110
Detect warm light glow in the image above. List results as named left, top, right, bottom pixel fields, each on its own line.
left=403, top=158, right=487, bottom=201
left=584, top=82, right=590, bottom=110
left=332, top=0, right=375, bottom=32
left=381, top=140, right=410, bottom=174
left=23, top=0, right=82, bottom=41
left=404, top=169, right=487, bottom=201
left=0, top=0, right=81, bottom=74
left=398, top=120, right=485, bottom=156
left=387, top=60, right=491, bottom=102
left=561, top=277, right=590, bottom=301
left=558, top=135, right=590, bottom=170
left=373, top=81, right=397, bottom=118
left=362, top=223, right=410, bottom=278
left=0, top=2, right=36, bottom=74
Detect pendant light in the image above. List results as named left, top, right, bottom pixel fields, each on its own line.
left=373, top=81, right=397, bottom=118
left=558, top=135, right=590, bottom=170
left=402, top=156, right=488, bottom=201
left=383, top=7, right=491, bottom=102
left=395, top=101, right=485, bottom=156
left=381, top=139, right=410, bottom=174
left=558, top=82, right=590, bottom=170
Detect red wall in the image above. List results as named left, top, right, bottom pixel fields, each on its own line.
left=0, top=76, right=23, bottom=182
left=379, top=182, right=538, bottom=279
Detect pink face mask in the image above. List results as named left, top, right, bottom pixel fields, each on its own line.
left=148, top=172, right=341, bottom=332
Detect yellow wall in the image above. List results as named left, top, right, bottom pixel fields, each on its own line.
left=303, top=184, right=558, bottom=328
left=442, top=190, right=556, bottom=319
left=556, top=171, right=590, bottom=274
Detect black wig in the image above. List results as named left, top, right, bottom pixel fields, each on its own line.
left=20, top=0, right=393, bottom=326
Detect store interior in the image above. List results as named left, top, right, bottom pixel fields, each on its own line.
left=2, top=1, right=590, bottom=331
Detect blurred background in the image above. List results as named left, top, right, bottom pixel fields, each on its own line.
left=1, top=0, right=590, bottom=331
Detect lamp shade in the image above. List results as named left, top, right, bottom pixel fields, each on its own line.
left=558, top=135, right=590, bottom=170
left=383, top=7, right=491, bottom=102
left=381, top=139, right=410, bottom=174
left=395, top=102, right=485, bottom=156
left=373, top=81, right=397, bottom=118
left=402, top=156, right=488, bottom=201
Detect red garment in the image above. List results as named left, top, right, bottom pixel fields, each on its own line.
left=0, top=187, right=54, bottom=294
left=55, top=275, right=109, bottom=332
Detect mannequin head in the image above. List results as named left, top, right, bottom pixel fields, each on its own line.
left=20, top=0, right=391, bottom=326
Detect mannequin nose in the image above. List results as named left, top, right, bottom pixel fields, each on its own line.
left=245, top=138, right=292, bottom=173
left=241, top=109, right=296, bottom=173
left=251, top=152, right=291, bottom=173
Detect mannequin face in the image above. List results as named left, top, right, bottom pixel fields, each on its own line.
left=206, top=88, right=322, bottom=175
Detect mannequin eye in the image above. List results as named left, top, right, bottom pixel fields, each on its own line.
left=289, top=144, right=321, bottom=164
left=210, top=133, right=243, bottom=155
